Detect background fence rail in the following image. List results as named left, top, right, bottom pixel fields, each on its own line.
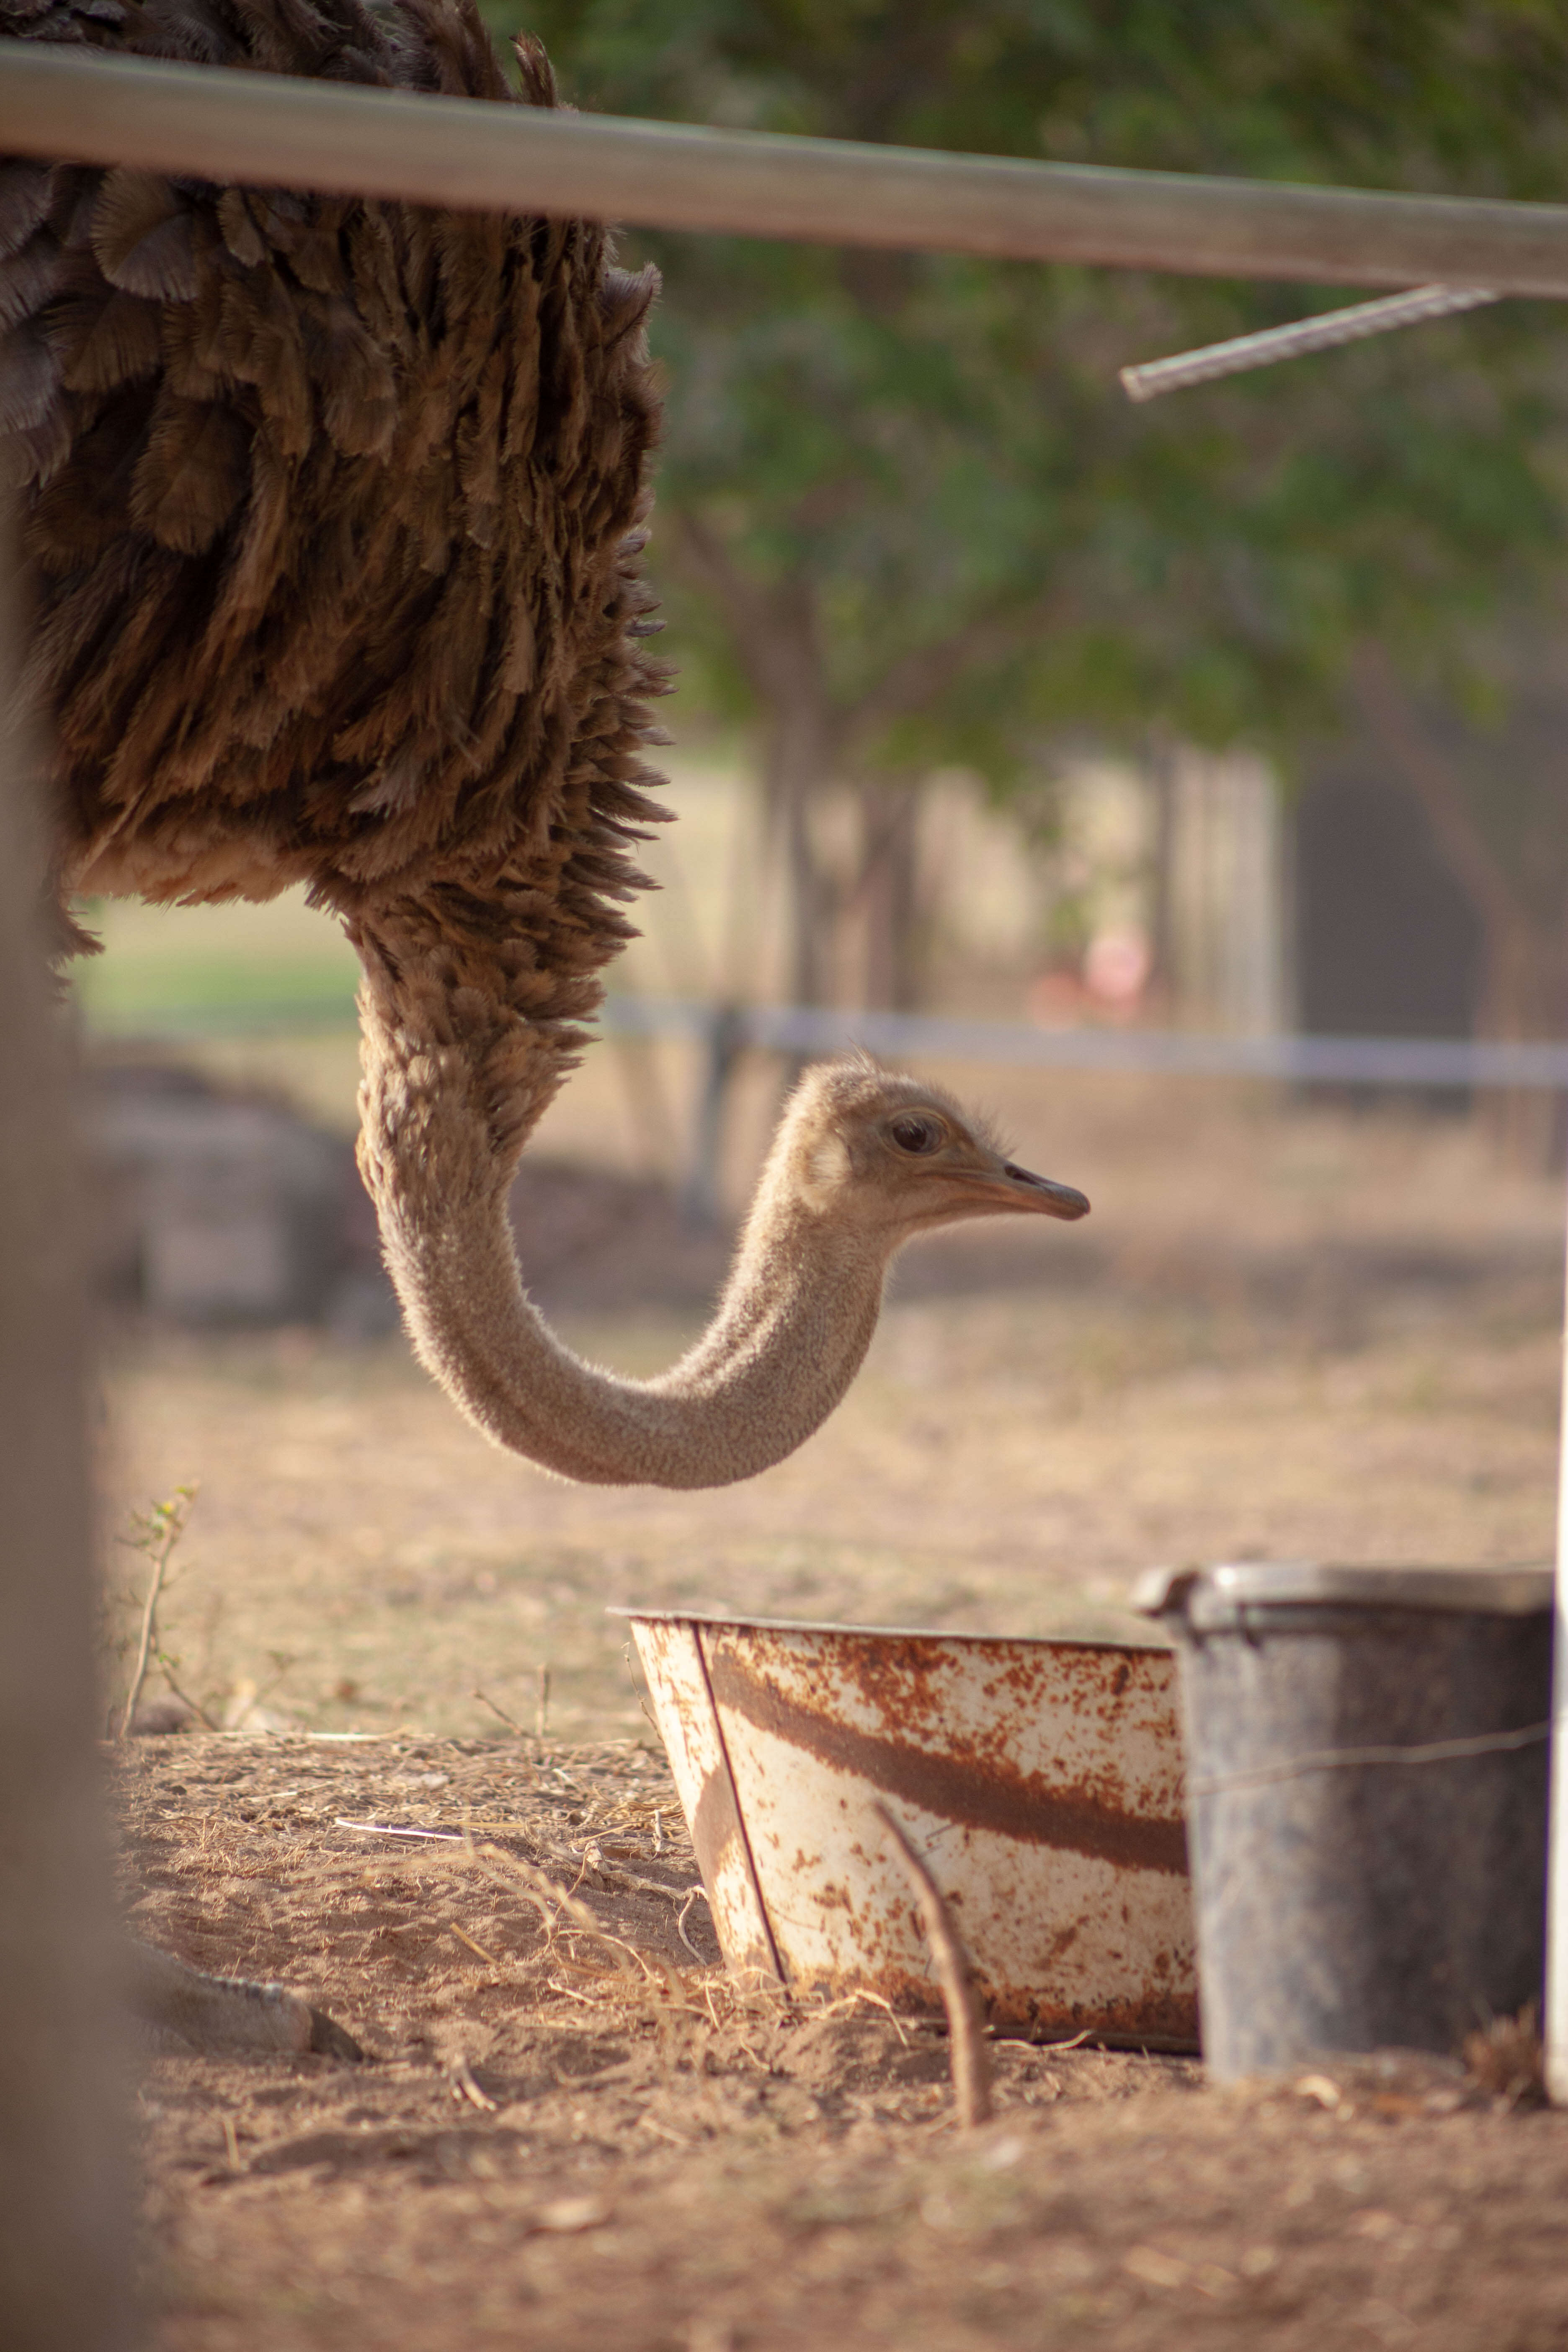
left=83, top=983, right=1568, bottom=1091
left=605, top=998, right=1568, bottom=1092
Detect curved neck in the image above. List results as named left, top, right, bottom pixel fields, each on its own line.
left=355, top=977, right=890, bottom=1489
left=386, top=1191, right=887, bottom=1490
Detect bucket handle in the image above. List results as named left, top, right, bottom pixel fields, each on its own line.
left=1190, top=1718, right=1549, bottom=1798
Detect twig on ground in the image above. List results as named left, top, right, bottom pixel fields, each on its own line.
left=589, top=1855, right=706, bottom=1903
left=449, top=2056, right=498, bottom=2112
left=472, top=1687, right=528, bottom=1737
left=476, top=1843, right=601, bottom=1934
left=154, top=1657, right=220, bottom=1732
left=874, top=1802, right=993, bottom=2128
left=447, top=1921, right=500, bottom=1968
left=675, top=1886, right=709, bottom=1965
left=545, top=1981, right=611, bottom=2010
left=850, top=1986, right=913, bottom=2047
left=637, top=2113, right=692, bottom=2148
left=335, top=1820, right=462, bottom=1841
left=536, top=1664, right=552, bottom=1740
left=469, top=1842, right=675, bottom=1998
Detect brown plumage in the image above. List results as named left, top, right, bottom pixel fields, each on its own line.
left=5, top=0, right=667, bottom=1050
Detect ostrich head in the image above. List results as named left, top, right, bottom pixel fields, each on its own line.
left=762, top=1057, right=1089, bottom=1246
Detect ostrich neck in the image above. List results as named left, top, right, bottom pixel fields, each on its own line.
left=387, top=1186, right=887, bottom=1490
left=354, top=968, right=888, bottom=1489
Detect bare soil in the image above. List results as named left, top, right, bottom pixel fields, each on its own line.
left=103, top=1080, right=1568, bottom=2349
left=124, top=1733, right=1568, bottom=2352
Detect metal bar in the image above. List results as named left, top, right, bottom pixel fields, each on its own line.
left=8, top=44, right=1568, bottom=293
left=79, top=977, right=1568, bottom=1088
left=1122, top=284, right=1503, bottom=402
left=603, top=997, right=1568, bottom=1091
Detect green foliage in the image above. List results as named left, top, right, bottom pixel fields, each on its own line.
left=491, top=0, right=1568, bottom=787
left=510, top=0, right=1568, bottom=194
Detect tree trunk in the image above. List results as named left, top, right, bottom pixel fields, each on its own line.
left=665, top=518, right=846, bottom=1014
left=859, top=778, right=924, bottom=1011
left=1473, top=903, right=1568, bottom=1168
left=1144, top=729, right=1179, bottom=1022
left=1354, top=647, right=1566, bottom=1169
left=0, top=511, right=130, bottom=2349
left=763, top=696, right=841, bottom=1009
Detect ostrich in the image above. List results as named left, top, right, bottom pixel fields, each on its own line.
left=3, top=0, right=1089, bottom=2049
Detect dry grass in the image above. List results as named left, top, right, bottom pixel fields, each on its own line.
left=124, top=1735, right=1568, bottom=2352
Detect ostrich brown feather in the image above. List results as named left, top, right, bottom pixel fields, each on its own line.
left=3, top=0, right=668, bottom=1099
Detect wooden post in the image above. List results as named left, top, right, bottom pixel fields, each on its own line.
left=0, top=509, right=129, bottom=2346
left=679, top=1005, right=745, bottom=1232
left=1547, top=1212, right=1568, bottom=2102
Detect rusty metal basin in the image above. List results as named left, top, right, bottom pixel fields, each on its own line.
left=619, top=1611, right=1197, bottom=2048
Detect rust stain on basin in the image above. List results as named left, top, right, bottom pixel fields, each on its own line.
left=621, top=1611, right=1198, bottom=2047
left=704, top=1645, right=1188, bottom=1878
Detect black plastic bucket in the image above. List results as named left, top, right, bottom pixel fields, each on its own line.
left=1135, top=1562, right=1552, bottom=2080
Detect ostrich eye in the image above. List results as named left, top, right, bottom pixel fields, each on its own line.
left=890, top=1114, right=942, bottom=1155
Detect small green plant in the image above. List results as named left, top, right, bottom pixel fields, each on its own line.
left=109, top=1485, right=217, bottom=1739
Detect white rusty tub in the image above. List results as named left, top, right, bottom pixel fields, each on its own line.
left=617, top=1611, right=1197, bottom=2048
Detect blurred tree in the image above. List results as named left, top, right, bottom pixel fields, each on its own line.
left=1350, top=621, right=1568, bottom=1158
left=491, top=0, right=1568, bottom=1014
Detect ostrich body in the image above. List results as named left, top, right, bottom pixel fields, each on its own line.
left=3, top=0, right=1089, bottom=2047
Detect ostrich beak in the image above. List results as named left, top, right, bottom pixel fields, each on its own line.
left=965, top=1160, right=1091, bottom=1220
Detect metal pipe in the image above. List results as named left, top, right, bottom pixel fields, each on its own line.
left=79, top=972, right=1568, bottom=1089
left=7, top=44, right=1568, bottom=292
left=603, top=996, right=1568, bottom=1092
left=1122, top=284, right=1503, bottom=402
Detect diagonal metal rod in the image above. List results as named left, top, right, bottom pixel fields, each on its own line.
left=1121, top=283, right=1504, bottom=401
left=7, top=43, right=1568, bottom=292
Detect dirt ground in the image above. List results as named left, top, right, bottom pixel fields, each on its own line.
left=104, top=1075, right=1568, bottom=2348
left=123, top=1732, right=1568, bottom=2352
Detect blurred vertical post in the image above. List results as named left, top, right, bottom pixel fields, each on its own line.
left=679, top=1003, right=745, bottom=1232
left=0, top=502, right=129, bottom=2340
left=1548, top=1206, right=1568, bottom=2102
